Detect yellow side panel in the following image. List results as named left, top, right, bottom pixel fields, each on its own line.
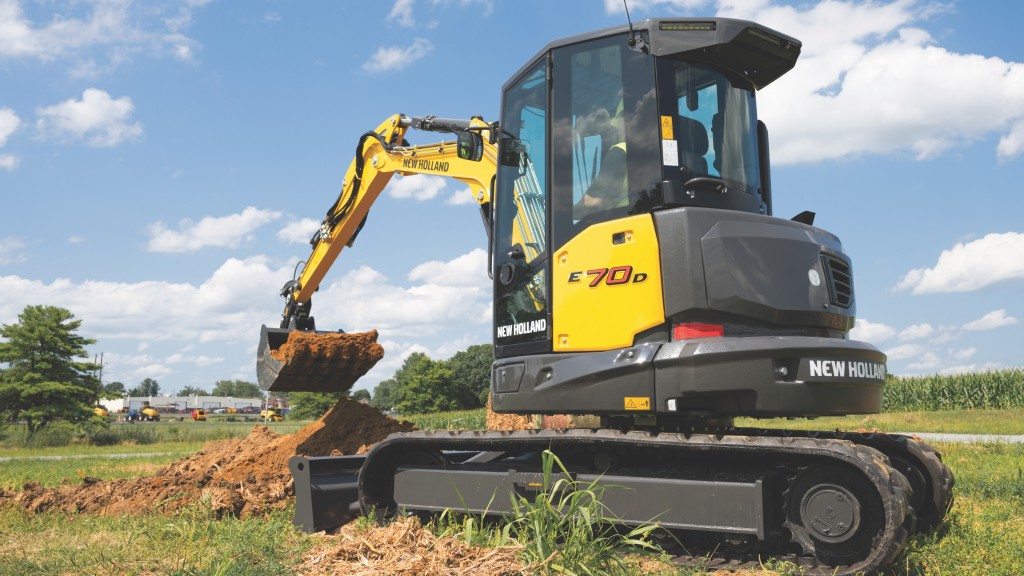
left=553, top=215, right=664, bottom=351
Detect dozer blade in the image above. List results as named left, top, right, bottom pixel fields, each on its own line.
left=257, top=325, right=385, bottom=393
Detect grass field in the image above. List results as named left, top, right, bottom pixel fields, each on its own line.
left=0, top=419, right=307, bottom=455
left=1, top=438, right=1021, bottom=575
left=3, top=395, right=1024, bottom=575
left=736, top=407, right=1024, bottom=436
left=0, top=406, right=1022, bottom=574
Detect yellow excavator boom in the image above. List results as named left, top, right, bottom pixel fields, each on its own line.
left=257, top=114, right=498, bottom=393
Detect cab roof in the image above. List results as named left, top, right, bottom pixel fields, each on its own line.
left=504, top=17, right=801, bottom=92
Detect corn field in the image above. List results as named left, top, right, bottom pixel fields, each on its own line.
left=884, top=368, right=1024, bottom=412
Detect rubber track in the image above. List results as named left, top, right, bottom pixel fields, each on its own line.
left=360, top=429, right=911, bottom=575
left=733, top=428, right=954, bottom=533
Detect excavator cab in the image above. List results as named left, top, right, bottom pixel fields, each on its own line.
left=489, top=19, right=884, bottom=423
left=491, top=20, right=796, bottom=361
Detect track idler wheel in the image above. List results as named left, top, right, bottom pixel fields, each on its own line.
left=784, top=465, right=885, bottom=567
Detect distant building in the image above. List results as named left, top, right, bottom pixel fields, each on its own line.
left=100, top=395, right=264, bottom=413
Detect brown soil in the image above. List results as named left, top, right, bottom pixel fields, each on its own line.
left=485, top=395, right=599, bottom=431
left=0, top=397, right=414, bottom=519
left=298, top=516, right=527, bottom=576
left=484, top=395, right=533, bottom=431
left=267, top=330, right=385, bottom=393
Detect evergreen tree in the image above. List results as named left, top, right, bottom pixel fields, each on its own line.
left=0, top=305, right=101, bottom=437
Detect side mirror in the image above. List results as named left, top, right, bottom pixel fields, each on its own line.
left=458, top=131, right=483, bottom=161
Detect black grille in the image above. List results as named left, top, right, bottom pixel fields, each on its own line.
left=821, top=255, right=853, bottom=308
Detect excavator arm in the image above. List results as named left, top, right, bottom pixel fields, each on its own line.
left=258, top=114, right=497, bottom=393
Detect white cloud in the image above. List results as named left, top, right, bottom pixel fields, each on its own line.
left=388, top=0, right=416, bottom=27
left=884, top=343, right=925, bottom=361
left=126, top=363, right=173, bottom=382
left=358, top=339, right=432, bottom=391
left=167, top=352, right=223, bottom=366
left=408, top=248, right=487, bottom=287
left=0, top=247, right=493, bottom=390
left=0, top=237, right=26, bottom=264
left=962, top=309, right=1019, bottom=331
left=362, top=38, right=433, bottom=73
left=849, top=318, right=896, bottom=344
left=0, top=107, right=19, bottom=146
left=952, top=347, right=976, bottom=362
left=147, top=207, right=283, bottom=253
left=0, top=108, right=20, bottom=169
left=0, top=255, right=291, bottom=346
left=929, top=325, right=961, bottom=345
left=36, top=88, right=142, bottom=147
left=0, top=0, right=133, bottom=60
left=0, top=0, right=207, bottom=69
left=707, top=1, right=1024, bottom=164
left=104, top=352, right=155, bottom=368
left=603, top=0, right=707, bottom=13
left=68, top=236, right=85, bottom=245
left=445, top=187, right=477, bottom=205
left=898, top=323, right=933, bottom=341
left=388, top=174, right=448, bottom=201
left=315, top=250, right=491, bottom=338
left=895, top=233, right=1024, bottom=294
left=907, top=351, right=942, bottom=371
left=997, top=122, right=1024, bottom=160
left=277, top=218, right=320, bottom=245
left=433, top=0, right=494, bottom=14
left=938, top=363, right=1004, bottom=376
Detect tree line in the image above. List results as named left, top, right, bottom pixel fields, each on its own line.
left=100, top=378, right=263, bottom=399
left=0, top=304, right=495, bottom=435
left=369, top=345, right=493, bottom=414
left=0, top=305, right=265, bottom=437
left=270, top=345, right=493, bottom=419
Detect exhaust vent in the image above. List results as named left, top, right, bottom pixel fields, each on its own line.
left=821, top=255, right=853, bottom=308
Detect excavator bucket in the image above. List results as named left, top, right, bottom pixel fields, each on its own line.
left=257, top=325, right=385, bottom=393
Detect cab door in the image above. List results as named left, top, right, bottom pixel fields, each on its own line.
left=493, top=60, right=551, bottom=358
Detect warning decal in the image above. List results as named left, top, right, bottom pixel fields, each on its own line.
left=624, top=396, right=651, bottom=411
left=660, top=116, right=674, bottom=140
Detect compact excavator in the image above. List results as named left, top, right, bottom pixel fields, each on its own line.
left=257, top=18, right=953, bottom=574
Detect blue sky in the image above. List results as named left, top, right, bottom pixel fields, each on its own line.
left=0, top=0, right=1022, bottom=395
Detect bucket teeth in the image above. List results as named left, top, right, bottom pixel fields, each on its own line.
left=257, top=326, right=384, bottom=393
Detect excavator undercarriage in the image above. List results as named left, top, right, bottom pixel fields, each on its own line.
left=289, top=427, right=951, bottom=575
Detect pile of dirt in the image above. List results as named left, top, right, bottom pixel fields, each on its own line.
left=298, top=516, right=526, bottom=576
left=0, top=397, right=414, bottom=519
left=484, top=395, right=533, bottom=431
left=485, top=396, right=598, bottom=431
left=266, top=330, right=385, bottom=393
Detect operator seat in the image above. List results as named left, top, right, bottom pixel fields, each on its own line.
left=676, top=115, right=709, bottom=177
